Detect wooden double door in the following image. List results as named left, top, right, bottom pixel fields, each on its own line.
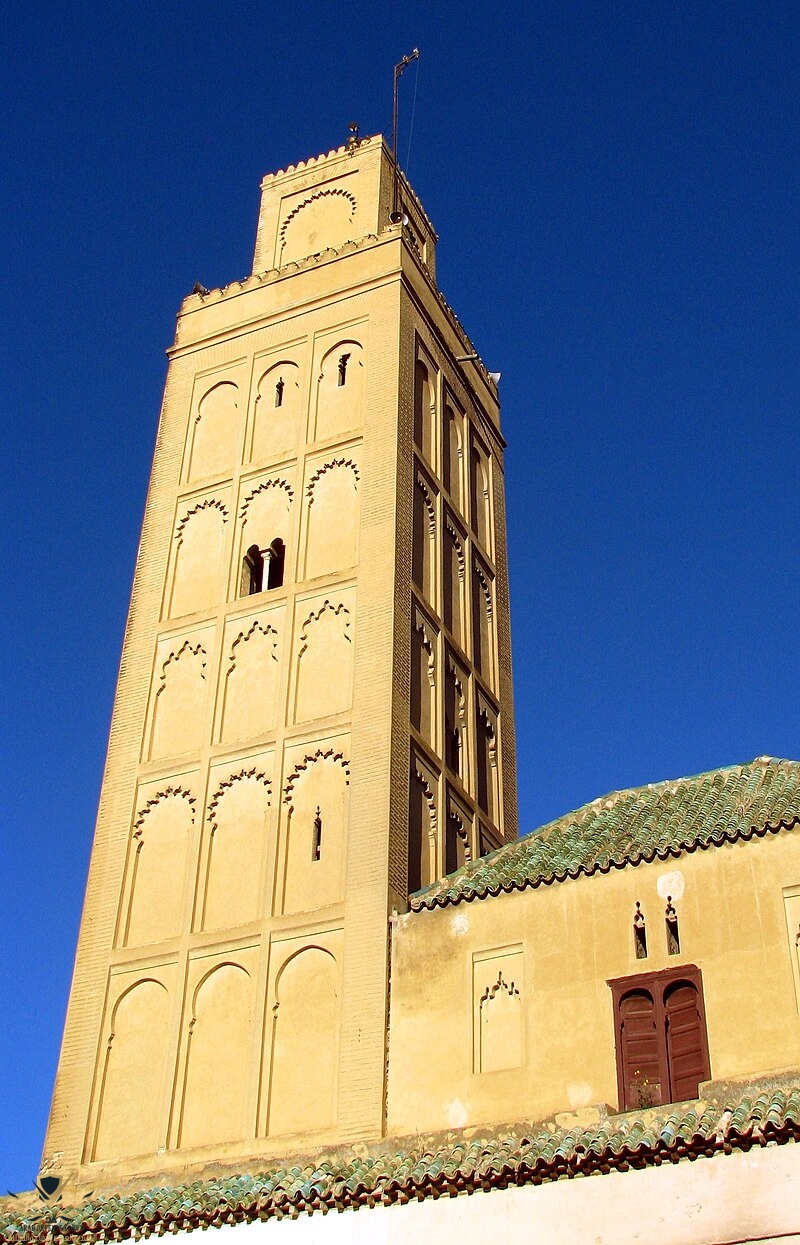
left=610, top=966, right=710, bottom=1111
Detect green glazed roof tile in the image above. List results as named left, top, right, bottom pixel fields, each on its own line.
left=411, top=756, right=800, bottom=911
left=3, top=1087, right=800, bottom=1242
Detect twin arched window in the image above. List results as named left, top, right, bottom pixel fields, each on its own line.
left=242, top=538, right=285, bottom=596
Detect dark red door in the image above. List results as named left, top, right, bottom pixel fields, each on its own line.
left=664, top=980, right=706, bottom=1102
left=619, top=989, right=661, bottom=1108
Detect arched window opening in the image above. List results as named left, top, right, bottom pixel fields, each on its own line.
left=242, top=544, right=264, bottom=596
left=275, top=378, right=284, bottom=407
left=337, top=353, right=351, bottom=387
left=665, top=897, right=680, bottom=955
left=312, top=806, right=323, bottom=861
left=634, top=902, right=647, bottom=959
left=267, top=538, right=286, bottom=590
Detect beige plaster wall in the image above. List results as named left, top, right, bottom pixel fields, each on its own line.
left=388, top=829, right=800, bottom=1135
left=43, top=138, right=516, bottom=1189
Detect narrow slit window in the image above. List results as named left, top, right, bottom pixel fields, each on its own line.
left=267, top=538, right=285, bottom=590
left=337, top=353, right=351, bottom=387
left=242, top=544, right=264, bottom=596
left=633, top=902, right=647, bottom=959
left=275, top=377, right=284, bottom=407
left=312, top=807, right=322, bottom=861
left=665, top=897, right=680, bottom=955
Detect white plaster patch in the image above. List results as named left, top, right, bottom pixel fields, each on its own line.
left=656, top=869, right=684, bottom=901
left=565, top=1082, right=592, bottom=1109
left=450, top=913, right=470, bottom=937
left=447, top=1097, right=469, bottom=1128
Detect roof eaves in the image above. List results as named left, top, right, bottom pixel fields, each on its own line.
left=3, top=1087, right=800, bottom=1242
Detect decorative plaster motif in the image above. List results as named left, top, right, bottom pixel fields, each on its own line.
left=306, top=457, right=360, bottom=502
left=208, top=768, right=272, bottom=828
left=416, top=474, right=436, bottom=537
left=278, top=188, right=357, bottom=249
left=176, top=497, right=228, bottom=539
left=240, top=477, right=294, bottom=520
left=473, top=562, right=494, bottom=618
left=445, top=519, right=466, bottom=579
left=284, top=748, right=350, bottom=804
left=297, top=600, right=352, bottom=653
left=480, top=971, right=520, bottom=1009
left=227, top=621, right=278, bottom=674
left=133, top=786, right=196, bottom=835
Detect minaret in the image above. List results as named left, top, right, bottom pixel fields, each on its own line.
left=42, top=135, right=517, bottom=1187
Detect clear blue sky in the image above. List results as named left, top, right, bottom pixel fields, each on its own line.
left=3, top=0, right=800, bottom=1193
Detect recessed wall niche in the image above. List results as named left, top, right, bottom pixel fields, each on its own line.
left=185, top=380, right=240, bottom=484
left=411, top=607, right=437, bottom=746
left=119, top=784, right=197, bottom=949
left=178, top=947, right=258, bottom=1150
left=472, top=946, right=523, bottom=1074
left=147, top=626, right=214, bottom=761
left=303, top=453, right=361, bottom=580
left=236, top=474, right=294, bottom=599
left=217, top=608, right=284, bottom=744
left=249, top=359, right=302, bottom=466
left=89, top=964, right=177, bottom=1163
left=443, top=399, right=464, bottom=512
left=167, top=492, right=230, bottom=620
left=408, top=751, right=439, bottom=895
left=313, top=338, right=366, bottom=443
left=412, top=469, right=437, bottom=605
left=413, top=351, right=438, bottom=468
left=265, top=930, right=342, bottom=1137
left=198, top=762, right=275, bottom=931
left=278, top=742, right=350, bottom=915
left=293, top=588, right=356, bottom=724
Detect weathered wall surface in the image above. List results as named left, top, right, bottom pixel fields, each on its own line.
left=388, top=829, right=800, bottom=1134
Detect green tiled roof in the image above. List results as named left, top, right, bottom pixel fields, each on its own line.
left=412, top=756, right=800, bottom=911
left=2, top=1085, right=799, bottom=1241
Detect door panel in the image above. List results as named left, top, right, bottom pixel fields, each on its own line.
left=664, top=981, right=706, bottom=1102
left=619, top=989, right=661, bottom=1108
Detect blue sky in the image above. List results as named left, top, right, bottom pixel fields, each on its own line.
left=3, top=0, right=800, bottom=1193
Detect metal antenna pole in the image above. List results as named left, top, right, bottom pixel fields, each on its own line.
left=391, top=48, right=420, bottom=221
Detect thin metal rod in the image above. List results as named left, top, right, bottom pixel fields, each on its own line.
left=392, top=48, right=420, bottom=218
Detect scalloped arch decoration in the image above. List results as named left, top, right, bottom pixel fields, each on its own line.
left=220, top=622, right=280, bottom=744
left=306, top=457, right=361, bottom=501
left=149, top=644, right=207, bottom=761
left=278, top=187, right=358, bottom=266
left=176, top=497, right=229, bottom=539
left=124, top=787, right=195, bottom=948
left=284, top=747, right=350, bottom=804
left=294, top=601, right=353, bottom=723
left=304, top=459, right=360, bottom=578
left=202, top=771, right=273, bottom=932
left=170, top=500, right=228, bottom=618
left=240, top=477, right=294, bottom=520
